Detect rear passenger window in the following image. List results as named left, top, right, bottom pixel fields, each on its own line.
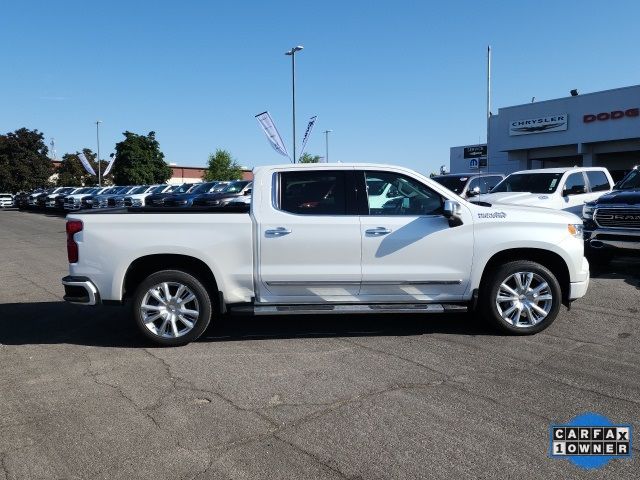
left=586, top=171, right=611, bottom=192
left=279, top=171, right=346, bottom=215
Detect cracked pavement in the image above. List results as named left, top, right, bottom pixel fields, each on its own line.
left=1, top=210, right=639, bottom=479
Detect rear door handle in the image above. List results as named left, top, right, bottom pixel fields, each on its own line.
left=265, top=227, right=292, bottom=237
left=365, top=227, right=392, bottom=236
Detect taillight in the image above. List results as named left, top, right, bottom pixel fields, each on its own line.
left=66, top=220, right=83, bottom=263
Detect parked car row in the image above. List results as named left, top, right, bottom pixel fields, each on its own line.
left=10, top=180, right=253, bottom=213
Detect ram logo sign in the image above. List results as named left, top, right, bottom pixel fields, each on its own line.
left=509, top=114, right=568, bottom=136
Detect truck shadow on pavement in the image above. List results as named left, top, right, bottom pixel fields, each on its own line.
left=589, top=256, right=640, bottom=291
left=2, top=257, right=637, bottom=348
left=0, top=301, right=495, bottom=348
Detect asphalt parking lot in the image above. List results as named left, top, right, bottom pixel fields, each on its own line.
left=1, top=209, right=639, bottom=479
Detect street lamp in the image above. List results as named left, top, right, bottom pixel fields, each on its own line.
left=323, top=130, right=332, bottom=163
left=96, top=120, right=102, bottom=186
left=285, top=45, right=303, bottom=163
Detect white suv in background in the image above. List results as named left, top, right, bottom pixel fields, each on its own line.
left=478, top=167, right=614, bottom=215
left=0, top=193, right=14, bottom=208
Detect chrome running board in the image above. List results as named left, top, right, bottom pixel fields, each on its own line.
left=231, top=303, right=467, bottom=315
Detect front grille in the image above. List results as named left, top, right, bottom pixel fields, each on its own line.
left=595, top=207, right=640, bottom=229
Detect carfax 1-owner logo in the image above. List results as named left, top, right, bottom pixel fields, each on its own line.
left=550, top=412, right=633, bottom=469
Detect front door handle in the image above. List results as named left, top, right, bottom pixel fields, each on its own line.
left=365, top=227, right=392, bottom=236
left=265, top=227, right=292, bottom=237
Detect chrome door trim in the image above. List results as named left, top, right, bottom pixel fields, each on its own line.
left=265, top=280, right=461, bottom=286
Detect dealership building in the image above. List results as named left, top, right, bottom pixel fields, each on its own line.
left=450, top=84, right=640, bottom=181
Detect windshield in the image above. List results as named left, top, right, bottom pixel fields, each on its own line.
left=491, top=172, right=564, bottom=194
left=190, top=182, right=215, bottom=194
left=174, top=183, right=193, bottom=194
left=150, top=185, right=167, bottom=193
left=102, top=187, right=121, bottom=194
left=432, top=176, right=469, bottom=194
left=75, top=187, right=94, bottom=194
left=130, top=185, right=149, bottom=194
left=223, top=181, right=249, bottom=193
left=617, top=169, right=640, bottom=189
left=58, top=187, right=76, bottom=194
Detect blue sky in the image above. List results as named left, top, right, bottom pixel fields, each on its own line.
left=1, top=0, right=639, bottom=175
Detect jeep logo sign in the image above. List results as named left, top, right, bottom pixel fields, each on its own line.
left=583, top=108, right=639, bottom=123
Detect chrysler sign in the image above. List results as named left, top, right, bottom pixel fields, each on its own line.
left=509, top=114, right=568, bottom=136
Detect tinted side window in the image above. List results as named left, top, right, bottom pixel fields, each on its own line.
left=280, top=171, right=346, bottom=215
left=586, top=171, right=610, bottom=192
left=563, top=173, right=586, bottom=194
left=485, top=175, right=503, bottom=191
left=466, top=177, right=482, bottom=193
left=468, top=176, right=502, bottom=194
left=364, top=171, right=442, bottom=216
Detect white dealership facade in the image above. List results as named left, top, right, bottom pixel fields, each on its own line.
left=450, top=84, right=640, bottom=180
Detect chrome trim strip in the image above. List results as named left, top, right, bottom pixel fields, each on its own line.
left=266, top=281, right=360, bottom=286
left=265, top=280, right=462, bottom=286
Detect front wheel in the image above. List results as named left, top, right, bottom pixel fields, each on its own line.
left=480, top=260, right=562, bottom=335
left=132, top=269, right=212, bottom=346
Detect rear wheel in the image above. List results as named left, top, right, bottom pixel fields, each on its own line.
left=480, top=260, right=561, bottom=335
left=132, top=269, right=212, bottom=346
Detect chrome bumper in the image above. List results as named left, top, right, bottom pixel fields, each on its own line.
left=586, top=227, right=640, bottom=251
left=62, top=276, right=100, bottom=306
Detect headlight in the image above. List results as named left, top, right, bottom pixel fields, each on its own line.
left=582, top=203, right=594, bottom=220
left=568, top=224, right=584, bottom=238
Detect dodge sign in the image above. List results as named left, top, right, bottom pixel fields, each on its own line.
left=509, top=114, right=568, bottom=136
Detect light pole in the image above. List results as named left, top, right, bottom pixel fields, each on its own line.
left=323, top=130, right=332, bottom=163
left=285, top=45, right=303, bottom=163
left=96, top=120, right=102, bottom=186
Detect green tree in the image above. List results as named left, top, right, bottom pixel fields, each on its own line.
left=299, top=153, right=322, bottom=163
left=0, top=128, right=54, bottom=192
left=203, top=149, right=243, bottom=181
left=111, top=131, right=171, bottom=185
left=57, top=149, right=112, bottom=186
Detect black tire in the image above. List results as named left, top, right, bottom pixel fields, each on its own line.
left=132, top=269, right=212, bottom=346
left=479, top=260, right=562, bottom=335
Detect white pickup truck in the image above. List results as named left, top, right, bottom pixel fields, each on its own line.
left=478, top=167, right=614, bottom=215
left=62, top=163, right=590, bottom=346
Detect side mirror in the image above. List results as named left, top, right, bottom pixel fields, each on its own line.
left=244, top=189, right=252, bottom=196
left=564, top=185, right=586, bottom=196
left=443, top=200, right=463, bottom=227
left=466, top=186, right=481, bottom=197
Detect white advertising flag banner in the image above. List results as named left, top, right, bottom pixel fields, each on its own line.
left=103, top=155, right=116, bottom=176
left=298, top=115, right=317, bottom=160
left=255, top=111, right=290, bottom=159
left=77, top=153, right=96, bottom=176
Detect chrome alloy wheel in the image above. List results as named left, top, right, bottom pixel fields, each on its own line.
left=495, top=272, right=553, bottom=327
left=140, top=282, right=200, bottom=338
